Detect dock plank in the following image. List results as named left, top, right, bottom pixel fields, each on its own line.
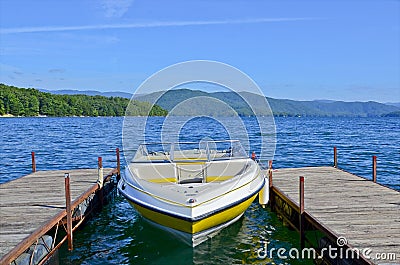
left=270, top=166, right=400, bottom=264
left=0, top=168, right=114, bottom=259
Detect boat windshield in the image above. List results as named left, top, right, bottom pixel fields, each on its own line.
left=132, top=140, right=248, bottom=162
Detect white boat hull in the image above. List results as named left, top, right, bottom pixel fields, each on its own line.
left=118, top=141, right=268, bottom=246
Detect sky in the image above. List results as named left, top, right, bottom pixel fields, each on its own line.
left=0, top=0, right=399, bottom=102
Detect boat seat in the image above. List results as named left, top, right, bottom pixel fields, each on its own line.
left=179, top=178, right=203, bottom=184
left=205, top=160, right=249, bottom=182
left=130, top=163, right=177, bottom=183
left=129, top=159, right=251, bottom=184
left=176, top=163, right=206, bottom=184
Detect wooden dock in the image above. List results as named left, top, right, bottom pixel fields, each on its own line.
left=269, top=166, right=400, bottom=264
left=0, top=167, right=118, bottom=264
left=0, top=147, right=398, bottom=265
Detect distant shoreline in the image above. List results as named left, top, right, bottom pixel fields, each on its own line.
left=0, top=114, right=120, bottom=118
left=1, top=114, right=399, bottom=118
left=0, top=114, right=14, bottom=118
left=0, top=113, right=166, bottom=118
left=2, top=84, right=399, bottom=117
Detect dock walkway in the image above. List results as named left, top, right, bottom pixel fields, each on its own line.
left=0, top=168, right=115, bottom=263
left=1, top=164, right=398, bottom=264
left=270, top=166, right=400, bottom=264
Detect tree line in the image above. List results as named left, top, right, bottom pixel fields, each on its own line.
left=0, top=84, right=168, bottom=117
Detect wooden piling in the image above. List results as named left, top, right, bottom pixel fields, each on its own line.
left=64, top=173, right=73, bottom=251
left=372, top=155, right=377, bottom=183
left=333, top=146, right=337, bottom=168
left=299, top=176, right=305, bottom=249
left=31, top=152, right=36, bottom=172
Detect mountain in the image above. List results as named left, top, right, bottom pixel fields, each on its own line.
left=382, top=111, right=400, bottom=117
left=38, top=88, right=133, bottom=99
left=312, top=100, right=336, bottom=103
left=266, top=98, right=400, bottom=117
left=385, top=102, right=400, bottom=108
left=134, top=89, right=400, bottom=117
left=24, top=87, right=400, bottom=117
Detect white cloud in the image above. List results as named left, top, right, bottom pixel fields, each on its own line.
left=58, top=33, right=120, bottom=44
left=0, top=17, right=321, bottom=34
left=0, top=63, right=22, bottom=72
left=102, top=0, right=133, bottom=18
left=48, top=68, right=66, bottom=73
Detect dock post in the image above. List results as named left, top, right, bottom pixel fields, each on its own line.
left=98, top=157, right=104, bottom=207
left=268, top=160, right=273, bottom=188
left=299, top=176, right=305, bottom=249
left=372, top=156, right=377, bottom=183
left=268, top=160, right=274, bottom=209
left=64, top=173, right=73, bottom=250
left=31, top=152, right=36, bottom=172
left=97, top=157, right=103, bottom=188
left=333, top=147, right=337, bottom=168
left=116, top=148, right=121, bottom=180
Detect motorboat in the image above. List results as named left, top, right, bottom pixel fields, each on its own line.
left=118, top=140, right=269, bottom=246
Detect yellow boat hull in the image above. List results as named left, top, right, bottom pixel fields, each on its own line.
left=128, top=193, right=257, bottom=234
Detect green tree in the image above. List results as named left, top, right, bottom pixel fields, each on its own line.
left=8, top=93, right=24, bottom=116
left=0, top=83, right=168, bottom=117
left=0, top=99, right=5, bottom=115
left=26, top=95, right=39, bottom=116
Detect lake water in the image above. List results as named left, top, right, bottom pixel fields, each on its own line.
left=0, top=117, right=399, bottom=264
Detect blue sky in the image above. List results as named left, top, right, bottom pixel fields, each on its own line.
left=0, top=0, right=399, bottom=102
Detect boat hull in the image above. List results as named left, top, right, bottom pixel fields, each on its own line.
left=142, top=211, right=246, bottom=246
left=127, top=192, right=257, bottom=232
left=118, top=152, right=267, bottom=246
left=125, top=192, right=258, bottom=246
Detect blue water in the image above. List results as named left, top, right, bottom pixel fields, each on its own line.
left=0, top=117, right=399, bottom=264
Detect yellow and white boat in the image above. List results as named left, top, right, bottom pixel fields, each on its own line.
left=118, top=140, right=269, bottom=246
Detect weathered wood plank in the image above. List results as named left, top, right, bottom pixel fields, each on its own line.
left=270, top=166, right=400, bottom=264
left=0, top=168, right=113, bottom=259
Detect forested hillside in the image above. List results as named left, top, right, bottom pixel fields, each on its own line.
left=382, top=111, right=400, bottom=117
left=0, top=84, right=167, bottom=117
left=135, top=89, right=400, bottom=117
left=3, top=85, right=398, bottom=117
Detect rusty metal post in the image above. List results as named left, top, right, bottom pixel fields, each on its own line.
left=64, top=173, right=73, bottom=250
left=97, top=157, right=103, bottom=188
left=372, top=155, right=377, bottom=183
left=333, top=146, right=337, bottom=168
left=116, top=148, right=121, bottom=179
left=31, top=152, right=36, bottom=172
left=268, top=160, right=274, bottom=209
left=299, top=176, right=305, bottom=249
left=98, top=156, right=103, bottom=169
left=98, top=157, right=104, bottom=207
left=268, top=160, right=273, bottom=188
